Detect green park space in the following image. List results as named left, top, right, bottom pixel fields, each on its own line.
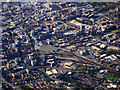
left=106, top=72, right=119, bottom=82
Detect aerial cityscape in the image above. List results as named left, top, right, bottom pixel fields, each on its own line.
left=1, top=1, right=120, bottom=90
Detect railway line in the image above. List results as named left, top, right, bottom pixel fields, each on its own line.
left=39, top=46, right=120, bottom=76
left=70, top=52, right=120, bottom=76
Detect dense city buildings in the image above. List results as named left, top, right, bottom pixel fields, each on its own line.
left=1, top=2, right=120, bottom=90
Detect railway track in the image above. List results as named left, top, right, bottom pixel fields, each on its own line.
left=38, top=46, right=120, bottom=76
left=70, top=52, right=120, bottom=76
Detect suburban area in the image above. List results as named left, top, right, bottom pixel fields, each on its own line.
left=0, top=1, right=120, bottom=90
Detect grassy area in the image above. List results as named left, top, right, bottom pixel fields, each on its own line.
left=103, top=29, right=120, bottom=35
left=89, top=2, right=106, bottom=7
left=113, top=75, right=119, bottom=82
left=89, top=2, right=120, bottom=14
left=103, top=32, right=112, bottom=35
left=93, top=34, right=103, bottom=38
left=93, top=74, right=97, bottom=77
left=20, top=85, right=32, bottom=89
left=89, top=73, right=97, bottom=77
left=59, top=84, right=65, bottom=88
left=93, top=29, right=120, bottom=38
left=76, top=19, right=92, bottom=25
left=106, top=72, right=119, bottom=82
left=77, top=66, right=87, bottom=71
left=44, top=76, right=52, bottom=82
